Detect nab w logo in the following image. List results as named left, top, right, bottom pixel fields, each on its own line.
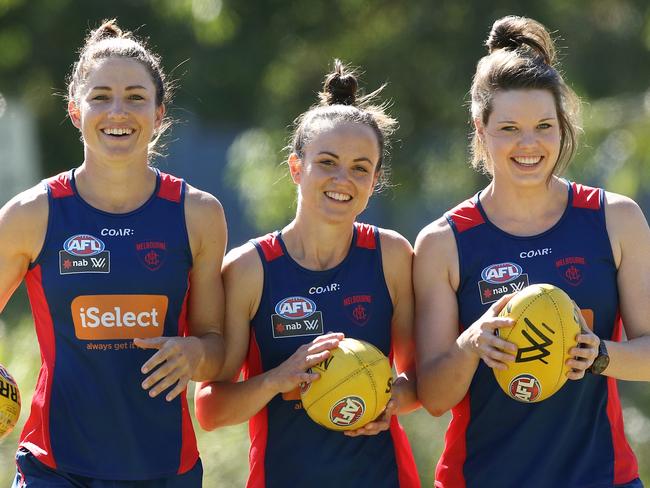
left=516, top=318, right=555, bottom=364
left=304, top=319, right=320, bottom=330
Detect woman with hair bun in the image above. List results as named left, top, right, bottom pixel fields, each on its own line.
left=195, top=60, right=420, bottom=488
left=414, top=15, right=647, bottom=487
left=2, top=19, right=226, bottom=486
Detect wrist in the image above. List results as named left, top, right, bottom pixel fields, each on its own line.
left=589, top=340, right=610, bottom=375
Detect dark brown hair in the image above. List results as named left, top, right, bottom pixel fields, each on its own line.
left=290, top=59, right=397, bottom=190
left=67, top=19, right=172, bottom=155
left=470, top=16, right=581, bottom=175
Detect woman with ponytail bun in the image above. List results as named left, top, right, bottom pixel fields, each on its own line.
left=4, top=19, right=226, bottom=487
left=195, top=59, right=421, bottom=487
left=415, top=15, right=647, bottom=487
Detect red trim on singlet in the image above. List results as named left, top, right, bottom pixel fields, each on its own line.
left=157, top=173, right=183, bottom=203
left=606, top=312, right=639, bottom=484
left=244, top=330, right=267, bottom=488
left=176, top=286, right=199, bottom=474
left=447, top=199, right=485, bottom=234
left=19, top=266, right=57, bottom=469
left=571, top=182, right=601, bottom=210
left=435, top=394, right=470, bottom=488
left=390, top=416, right=421, bottom=488
left=46, top=172, right=73, bottom=199
left=354, top=222, right=376, bottom=249
left=258, top=233, right=284, bottom=262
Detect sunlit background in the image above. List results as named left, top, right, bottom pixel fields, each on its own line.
left=2, top=0, right=650, bottom=484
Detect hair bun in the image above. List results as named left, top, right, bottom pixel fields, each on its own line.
left=319, top=59, right=359, bottom=106
left=486, top=15, right=555, bottom=65
left=87, top=18, right=125, bottom=45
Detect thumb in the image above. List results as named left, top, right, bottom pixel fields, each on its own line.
left=133, top=337, right=169, bottom=349
left=489, top=293, right=515, bottom=317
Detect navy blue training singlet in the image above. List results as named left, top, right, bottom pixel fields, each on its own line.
left=20, top=169, right=199, bottom=479
left=436, top=181, right=639, bottom=488
left=243, top=223, right=419, bottom=488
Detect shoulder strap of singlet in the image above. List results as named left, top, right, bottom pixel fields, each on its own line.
left=253, top=232, right=284, bottom=262
left=44, top=171, right=74, bottom=199
left=157, top=171, right=184, bottom=203
left=570, top=182, right=602, bottom=210
left=445, top=195, right=485, bottom=233
left=354, top=222, right=377, bottom=249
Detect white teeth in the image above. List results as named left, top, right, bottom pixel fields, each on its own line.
left=325, top=191, right=351, bottom=202
left=102, top=128, right=134, bottom=136
left=513, top=156, right=542, bottom=165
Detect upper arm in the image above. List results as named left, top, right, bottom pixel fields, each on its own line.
left=379, top=228, right=414, bottom=374
left=605, top=192, right=650, bottom=339
left=413, top=218, right=461, bottom=367
left=184, top=186, right=227, bottom=338
left=0, top=185, right=48, bottom=312
left=219, top=243, right=264, bottom=381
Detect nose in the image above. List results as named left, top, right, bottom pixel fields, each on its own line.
left=108, top=99, right=127, bottom=119
left=517, top=129, right=538, bottom=147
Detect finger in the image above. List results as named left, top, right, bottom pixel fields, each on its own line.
left=572, top=301, right=589, bottom=330
left=140, top=346, right=176, bottom=374
left=575, top=333, right=599, bottom=347
left=486, top=334, right=517, bottom=354
left=134, top=337, right=169, bottom=350
left=569, top=345, right=597, bottom=360
left=482, top=357, right=509, bottom=370
left=147, top=369, right=184, bottom=398
left=306, top=338, right=341, bottom=355
left=311, top=332, right=345, bottom=344
left=165, top=376, right=191, bottom=401
left=489, top=293, right=516, bottom=316
left=141, top=359, right=177, bottom=390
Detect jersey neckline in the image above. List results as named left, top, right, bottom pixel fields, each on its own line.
left=474, top=178, right=574, bottom=240
left=69, top=167, right=162, bottom=217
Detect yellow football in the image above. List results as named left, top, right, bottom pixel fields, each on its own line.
left=0, top=364, right=21, bottom=439
left=300, top=338, right=392, bottom=431
left=495, top=284, right=580, bottom=403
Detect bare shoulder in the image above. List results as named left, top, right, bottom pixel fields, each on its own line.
left=414, top=215, right=455, bottom=256
left=377, top=227, right=413, bottom=263
left=0, top=183, right=49, bottom=254
left=184, top=184, right=227, bottom=257
left=223, top=241, right=263, bottom=317
left=604, top=191, right=645, bottom=219
left=224, top=241, right=261, bottom=275
left=184, top=184, right=225, bottom=220
left=604, top=191, right=649, bottom=236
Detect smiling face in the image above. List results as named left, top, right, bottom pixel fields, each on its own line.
left=478, top=89, right=561, bottom=188
left=68, top=57, right=164, bottom=164
left=289, top=121, right=381, bottom=224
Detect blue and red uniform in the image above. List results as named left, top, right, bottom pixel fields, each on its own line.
left=244, top=223, right=419, bottom=488
left=437, top=181, right=640, bottom=488
left=16, top=169, right=200, bottom=482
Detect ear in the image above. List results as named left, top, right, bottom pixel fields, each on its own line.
left=474, top=118, right=485, bottom=142
left=288, top=153, right=302, bottom=184
left=154, top=104, right=166, bottom=131
left=68, top=100, right=82, bottom=129
left=371, top=168, right=382, bottom=195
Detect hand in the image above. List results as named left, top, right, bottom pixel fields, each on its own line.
left=458, top=294, right=517, bottom=370
left=344, top=398, right=397, bottom=437
left=566, top=302, right=599, bottom=380
left=134, top=336, right=202, bottom=401
left=265, top=332, right=344, bottom=394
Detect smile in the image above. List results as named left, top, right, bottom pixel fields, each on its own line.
left=101, top=128, right=134, bottom=136
left=512, top=156, right=542, bottom=166
left=325, top=191, right=352, bottom=202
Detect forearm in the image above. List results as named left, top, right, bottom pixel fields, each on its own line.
left=603, top=336, right=650, bottom=381
left=392, top=371, right=420, bottom=414
left=192, top=332, right=225, bottom=381
left=418, top=340, right=480, bottom=416
left=195, top=372, right=279, bottom=430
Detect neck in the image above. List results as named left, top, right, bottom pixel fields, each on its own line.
left=282, top=214, right=355, bottom=271
left=75, top=157, right=157, bottom=213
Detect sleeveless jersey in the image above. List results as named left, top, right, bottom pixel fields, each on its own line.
left=436, top=182, right=639, bottom=488
left=19, top=169, right=198, bottom=480
left=244, top=223, right=419, bottom=488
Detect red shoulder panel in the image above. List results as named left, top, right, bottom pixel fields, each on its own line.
left=571, top=182, right=601, bottom=210
left=447, top=199, right=485, bottom=233
left=46, top=172, right=73, bottom=199
left=257, top=233, right=284, bottom=262
left=355, top=222, right=376, bottom=249
left=157, top=172, right=183, bottom=203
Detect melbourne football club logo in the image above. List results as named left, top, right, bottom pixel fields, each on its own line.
left=272, top=296, right=323, bottom=338
left=555, top=256, right=587, bottom=286
left=478, top=262, right=529, bottom=304
left=60, top=234, right=110, bottom=274
left=135, top=241, right=167, bottom=271
left=343, top=294, right=372, bottom=326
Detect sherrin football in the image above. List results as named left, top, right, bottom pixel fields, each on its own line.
left=495, top=284, right=580, bottom=403
left=0, top=363, right=21, bottom=439
left=300, top=338, right=392, bottom=431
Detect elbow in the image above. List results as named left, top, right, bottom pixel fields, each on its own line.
left=416, top=379, right=452, bottom=417
left=194, top=383, right=228, bottom=431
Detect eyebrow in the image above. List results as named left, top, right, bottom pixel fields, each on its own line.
left=318, top=151, right=373, bottom=164
left=497, top=117, right=557, bottom=123
left=90, top=85, right=148, bottom=91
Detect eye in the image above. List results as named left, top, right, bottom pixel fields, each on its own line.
left=128, top=94, right=145, bottom=101
left=500, top=125, right=518, bottom=132
left=92, top=95, right=109, bottom=101
left=318, top=159, right=335, bottom=166
left=353, top=165, right=370, bottom=173
left=537, top=122, right=552, bottom=129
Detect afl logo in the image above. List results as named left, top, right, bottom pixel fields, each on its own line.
left=63, top=235, right=105, bottom=257
left=481, top=262, right=523, bottom=284
left=274, top=296, right=316, bottom=320
left=329, top=396, right=365, bottom=426
left=509, top=374, right=541, bottom=402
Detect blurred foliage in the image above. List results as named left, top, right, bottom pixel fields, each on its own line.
left=2, top=0, right=650, bottom=485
